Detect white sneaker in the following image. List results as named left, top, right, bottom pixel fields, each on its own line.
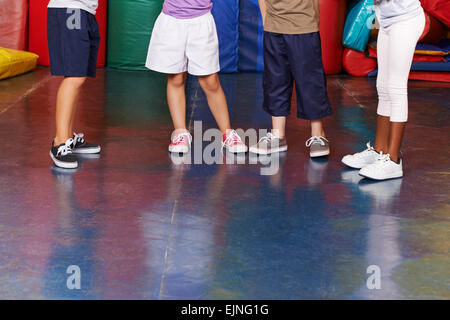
left=359, top=153, right=403, bottom=180
left=342, top=142, right=380, bottom=169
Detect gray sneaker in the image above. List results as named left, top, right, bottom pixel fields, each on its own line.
left=306, top=136, right=330, bottom=158
left=249, top=133, right=288, bottom=155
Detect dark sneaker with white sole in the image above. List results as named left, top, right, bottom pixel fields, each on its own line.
left=50, top=138, right=78, bottom=169
left=306, top=136, right=330, bottom=158
left=71, top=132, right=101, bottom=154
left=249, top=133, right=288, bottom=155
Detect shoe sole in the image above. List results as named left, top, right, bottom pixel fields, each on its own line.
left=224, top=146, right=248, bottom=153
left=249, top=146, right=288, bottom=155
left=310, top=149, right=330, bottom=158
left=169, top=146, right=190, bottom=153
left=50, top=151, right=78, bottom=169
left=359, top=171, right=403, bottom=181
left=72, top=146, right=101, bottom=154
left=341, top=158, right=364, bottom=169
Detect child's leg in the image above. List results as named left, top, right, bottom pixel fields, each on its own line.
left=374, top=26, right=391, bottom=154
left=167, top=72, right=188, bottom=133
left=54, top=77, right=87, bottom=146
left=311, top=120, right=325, bottom=138
left=272, top=116, right=286, bottom=138
left=198, top=73, right=231, bottom=134
left=385, top=13, right=425, bottom=162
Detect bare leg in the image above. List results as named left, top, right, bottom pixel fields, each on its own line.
left=167, top=73, right=188, bottom=134
left=272, top=116, right=286, bottom=139
left=374, top=115, right=390, bottom=154
left=54, top=77, right=86, bottom=146
left=311, top=119, right=325, bottom=137
left=198, top=73, right=231, bottom=134
left=387, top=122, right=405, bottom=162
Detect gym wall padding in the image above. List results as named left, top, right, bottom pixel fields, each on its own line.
left=238, top=0, right=264, bottom=72
left=29, top=0, right=108, bottom=67
left=212, top=0, right=240, bottom=73
left=343, top=0, right=375, bottom=52
left=319, top=0, right=347, bottom=74
left=343, top=48, right=377, bottom=77
left=0, top=0, right=28, bottom=51
left=107, top=0, right=163, bottom=70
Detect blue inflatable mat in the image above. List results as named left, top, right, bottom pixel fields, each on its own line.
left=238, top=0, right=264, bottom=71
left=416, top=39, right=450, bottom=55
left=368, top=61, right=450, bottom=77
left=343, top=0, right=375, bottom=52
left=212, top=0, right=239, bottom=73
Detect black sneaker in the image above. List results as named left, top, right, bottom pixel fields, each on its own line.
left=50, top=139, right=78, bottom=169
left=71, top=132, right=101, bottom=154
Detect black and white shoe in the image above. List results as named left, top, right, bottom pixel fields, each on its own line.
left=71, top=132, right=101, bottom=154
left=50, top=138, right=78, bottom=169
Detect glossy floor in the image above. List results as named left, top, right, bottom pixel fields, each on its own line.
left=0, top=68, right=449, bottom=299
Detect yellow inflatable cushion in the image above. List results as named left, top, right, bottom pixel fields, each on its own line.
left=0, top=47, right=39, bottom=80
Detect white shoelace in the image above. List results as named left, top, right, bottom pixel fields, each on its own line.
left=258, top=132, right=276, bottom=144
left=73, top=132, right=85, bottom=145
left=305, top=136, right=328, bottom=147
left=172, top=132, right=192, bottom=144
left=222, top=130, right=243, bottom=149
left=353, top=142, right=376, bottom=158
left=377, top=152, right=391, bottom=163
left=57, top=138, right=75, bottom=156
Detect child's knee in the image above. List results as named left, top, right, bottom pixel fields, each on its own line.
left=64, top=77, right=87, bottom=88
left=198, top=74, right=220, bottom=92
left=168, top=73, right=186, bottom=88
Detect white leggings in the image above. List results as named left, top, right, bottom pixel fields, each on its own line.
left=376, top=12, right=425, bottom=122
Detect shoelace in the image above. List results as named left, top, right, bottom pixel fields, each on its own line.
left=222, top=130, right=243, bottom=149
left=73, top=132, right=85, bottom=145
left=57, top=138, right=75, bottom=156
left=354, top=142, right=375, bottom=158
left=377, top=152, right=391, bottom=163
left=305, top=136, right=328, bottom=147
left=172, top=132, right=192, bottom=144
left=258, top=132, right=276, bottom=144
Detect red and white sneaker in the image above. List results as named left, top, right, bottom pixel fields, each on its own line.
left=168, top=131, right=192, bottom=153
left=222, top=130, right=248, bottom=153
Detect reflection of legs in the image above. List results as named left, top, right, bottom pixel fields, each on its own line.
left=55, top=77, right=87, bottom=145
left=198, top=73, right=231, bottom=134
left=167, top=73, right=188, bottom=134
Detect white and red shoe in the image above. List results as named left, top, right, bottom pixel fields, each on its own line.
left=168, top=131, right=192, bottom=153
left=222, top=130, right=248, bottom=153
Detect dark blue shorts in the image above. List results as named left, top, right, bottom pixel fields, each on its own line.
left=263, top=31, right=332, bottom=120
left=47, top=8, right=100, bottom=78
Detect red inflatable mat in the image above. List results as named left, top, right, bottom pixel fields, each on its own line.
left=420, top=0, right=450, bottom=27
left=409, top=71, right=450, bottom=82
left=28, top=0, right=107, bottom=67
left=343, top=48, right=377, bottom=77
left=0, top=0, right=28, bottom=50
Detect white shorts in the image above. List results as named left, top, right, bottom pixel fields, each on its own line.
left=145, top=12, right=220, bottom=76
